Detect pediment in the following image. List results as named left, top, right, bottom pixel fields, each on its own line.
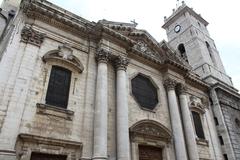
left=130, top=120, right=171, bottom=142
left=42, top=44, right=84, bottom=73
left=132, top=40, right=163, bottom=63
left=100, top=20, right=191, bottom=69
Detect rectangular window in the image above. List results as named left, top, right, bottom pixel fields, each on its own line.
left=46, top=66, right=71, bottom=108
left=219, top=136, right=224, bottom=145
left=214, top=117, right=219, bottom=125
left=223, top=154, right=228, bottom=160
left=192, top=111, right=205, bottom=139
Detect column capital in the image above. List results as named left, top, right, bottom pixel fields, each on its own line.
left=95, top=48, right=110, bottom=63
left=21, top=26, right=45, bottom=47
left=177, top=83, right=187, bottom=95
left=115, top=56, right=129, bottom=71
left=164, top=78, right=177, bottom=91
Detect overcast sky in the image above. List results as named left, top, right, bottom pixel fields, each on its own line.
left=2, top=0, right=240, bottom=90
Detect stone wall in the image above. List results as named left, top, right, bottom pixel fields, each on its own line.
left=217, top=89, right=240, bottom=159
left=0, top=1, right=223, bottom=159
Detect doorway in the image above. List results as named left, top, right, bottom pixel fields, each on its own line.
left=30, top=152, right=67, bottom=160
left=138, top=145, right=163, bottom=160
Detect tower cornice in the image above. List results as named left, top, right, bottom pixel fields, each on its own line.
left=162, top=5, right=209, bottom=29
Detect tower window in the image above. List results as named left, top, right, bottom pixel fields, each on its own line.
left=214, top=117, right=219, bottom=126
left=219, top=136, right=224, bottom=145
left=192, top=111, right=205, bottom=139
left=206, top=41, right=216, bottom=66
left=178, top=43, right=188, bottom=63
left=190, top=29, right=193, bottom=36
left=223, top=154, right=228, bottom=160
left=198, top=22, right=201, bottom=27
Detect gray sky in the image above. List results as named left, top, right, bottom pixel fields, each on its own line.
left=2, top=0, right=240, bottom=90
left=47, top=0, right=240, bottom=90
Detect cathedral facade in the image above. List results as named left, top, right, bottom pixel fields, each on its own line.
left=0, top=0, right=239, bottom=160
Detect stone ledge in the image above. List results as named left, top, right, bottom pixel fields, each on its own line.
left=196, top=138, right=209, bottom=146
left=36, top=103, right=74, bottom=121
left=16, top=133, right=82, bottom=160
left=17, top=133, right=82, bottom=147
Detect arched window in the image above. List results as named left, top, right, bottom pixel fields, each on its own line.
left=192, top=111, right=205, bottom=139
left=178, top=43, right=188, bottom=63
left=205, top=41, right=215, bottom=65
left=214, top=117, right=219, bottom=126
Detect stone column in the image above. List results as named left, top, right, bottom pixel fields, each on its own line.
left=164, top=78, right=188, bottom=160
left=93, top=49, right=109, bottom=160
left=177, top=84, right=199, bottom=160
left=115, top=56, right=130, bottom=160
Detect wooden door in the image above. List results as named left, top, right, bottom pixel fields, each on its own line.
left=30, top=152, right=67, bottom=160
left=139, top=145, right=163, bottom=160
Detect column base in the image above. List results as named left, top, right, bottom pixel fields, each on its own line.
left=92, top=156, right=107, bottom=160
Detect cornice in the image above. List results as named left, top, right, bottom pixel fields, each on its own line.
left=129, top=30, right=159, bottom=48
left=162, top=5, right=208, bottom=29
left=21, top=0, right=91, bottom=37
left=185, top=73, right=210, bottom=91
left=213, top=82, right=240, bottom=99
left=101, top=25, right=135, bottom=46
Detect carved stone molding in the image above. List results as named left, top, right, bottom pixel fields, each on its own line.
left=16, top=134, right=82, bottom=160
left=189, top=96, right=206, bottom=113
left=132, top=40, right=163, bottom=63
left=115, top=55, right=129, bottom=71
left=36, top=103, right=74, bottom=121
left=22, top=1, right=88, bottom=37
left=201, top=97, right=210, bottom=108
left=130, top=120, right=171, bottom=142
left=177, top=83, right=187, bottom=95
left=95, top=48, right=110, bottom=63
left=164, top=78, right=177, bottom=91
left=42, top=44, right=84, bottom=73
left=21, top=26, right=45, bottom=47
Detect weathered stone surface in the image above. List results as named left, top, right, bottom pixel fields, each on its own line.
left=0, top=0, right=233, bottom=160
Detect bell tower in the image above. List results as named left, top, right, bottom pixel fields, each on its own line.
left=162, top=2, right=233, bottom=86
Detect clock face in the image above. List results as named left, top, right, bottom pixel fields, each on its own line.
left=174, top=25, right=181, bottom=33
